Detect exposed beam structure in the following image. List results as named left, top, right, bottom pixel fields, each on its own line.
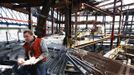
left=0, top=3, right=29, bottom=14
left=83, top=3, right=114, bottom=16
left=97, top=0, right=120, bottom=7
left=104, top=2, right=134, bottom=10
left=0, top=0, right=43, bottom=3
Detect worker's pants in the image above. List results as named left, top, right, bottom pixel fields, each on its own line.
left=36, top=62, right=47, bottom=75
left=14, top=62, right=47, bottom=75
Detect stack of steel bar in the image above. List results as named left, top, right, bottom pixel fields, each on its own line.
left=69, top=48, right=134, bottom=75
left=0, top=42, right=23, bottom=75
left=46, top=46, right=67, bottom=75
left=45, top=47, right=134, bottom=75
left=45, top=44, right=84, bottom=75
left=0, top=42, right=134, bottom=75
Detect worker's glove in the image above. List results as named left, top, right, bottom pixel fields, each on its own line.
left=22, top=57, right=36, bottom=65
left=33, top=58, right=40, bottom=64
left=17, top=58, right=25, bottom=65
left=32, top=55, right=45, bottom=64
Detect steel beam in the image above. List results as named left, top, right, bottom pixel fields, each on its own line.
left=83, top=3, right=113, bottom=16
left=0, top=22, right=28, bottom=26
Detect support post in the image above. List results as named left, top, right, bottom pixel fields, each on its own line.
left=93, top=15, right=97, bottom=51
left=57, top=10, right=59, bottom=32
left=129, top=15, right=134, bottom=36
left=59, top=13, right=61, bottom=31
left=86, top=14, right=88, bottom=29
left=64, top=1, right=72, bottom=47
left=75, top=12, right=77, bottom=40
left=51, top=8, right=54, bottom=34
left=103, top=15, right=106, bottom=35
left=36, top=0, right=50, bottom=37
left=117, top=0, right=123, bottom=46
left=6, top=31, right=9, bottom=44
left=110, top=0, right=117, bottom=49
left=28, top=7, right=32, bottom=30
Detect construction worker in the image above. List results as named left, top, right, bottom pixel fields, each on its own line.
left=17, top=30, right=48, bottom=75
left=59, top=27, right=65, bottom=35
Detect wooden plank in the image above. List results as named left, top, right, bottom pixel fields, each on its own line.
left=73, top=34, right=111, bottom=48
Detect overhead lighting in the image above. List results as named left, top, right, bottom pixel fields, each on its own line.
left=13, top=3, right=19, bottom=5
left=81, top=3, right=85, bottom=9
left=77, top=12, right=80, bottom=15
left=96, top=0, right=103, bottom=2
left=40, top=6, right=43, bottom=9
left=55, top=0, right=59, bottom=4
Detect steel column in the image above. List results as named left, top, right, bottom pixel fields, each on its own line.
left=110, top=0, right=117, bottom=49
left=36, top=0, right=50, bottom=37
left=64, top=1, right=72, bottom=47
left=28, top=7, right=32, bottom=30
left=86, top=14, right=88, bottom=29
left=117, top=0, right=123, bottom=46
left=51, top=8, right=54, bottom=34
left=56, top=10, right=59, bottom=32
left=75, top=12, right=77, bottom=41
left=59, top=13, right=61, bottom=31
left=93, top=15, right=97, bottom=51
left=103, top=15, right=106, bottom=35
left=130, top=15, right=134, bottom=34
